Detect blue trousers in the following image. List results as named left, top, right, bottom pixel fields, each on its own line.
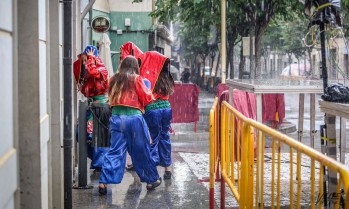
left=76, top=124, right=109, bottom=169
left=144, top=108, right=172, bottom=167
left=100, top=114, right=159, bottom=184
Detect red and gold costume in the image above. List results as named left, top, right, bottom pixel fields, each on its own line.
left=73, top=51, right=110, bottom=169
left=100, top=74, right=159, bottom=185
left=73, top=54, right=109, bottom=97
left=120, top=41, right=144, bottom=61
left=109, top=75, right=154, bottom=113
left=138, top=51, right=170, bottom=100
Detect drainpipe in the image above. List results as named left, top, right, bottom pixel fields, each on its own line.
left=75, top=0, right=96, bottom=188
left=80, top=0, right=96, bottom=51
left=63, top=0, right=73, bottom=208
left=152, top=0, right=157, bottom=49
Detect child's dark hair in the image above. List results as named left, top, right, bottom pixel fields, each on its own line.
left=153, top=59, right=175, bottom=95
left=109, top=56, right=139, bottom=102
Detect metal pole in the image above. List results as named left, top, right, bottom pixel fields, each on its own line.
left=80, top=0, right=95, bottom=22
left=221, top=0, right=226, bottom=83
left=319, top=11, right=329, bottom=207
left=80, top=0, right=96, bottom=51
left=320, top=124, right=328, bottom=207
left=320, top=13, right=328, bottom=91
left=250, top=21, right=253, bottom=79
left=63, top=0, right=73, bottom=208
left=78, top=101, right=88, bottom=187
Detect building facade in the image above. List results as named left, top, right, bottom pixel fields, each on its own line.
left=90, top=0, right=172, bottom=71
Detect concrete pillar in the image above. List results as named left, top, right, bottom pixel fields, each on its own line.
left=49, top=0, right=64, bottom=208
left=73, top=0, right=81, bottom=173
left=325, top=114, right=338, bottom=208
left=18, top=0, right=51, bottom=208
left=0, top=0, right=18, bottom=208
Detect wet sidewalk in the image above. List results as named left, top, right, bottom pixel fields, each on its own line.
left=72, top=152, right=214, bottom=209
left=72, top=90, right=216, bottom=209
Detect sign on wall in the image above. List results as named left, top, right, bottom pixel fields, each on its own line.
left=91, top=16, right=110, bottom=33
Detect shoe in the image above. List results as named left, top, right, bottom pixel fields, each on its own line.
left=99, top=183, right=107, bottom=195
left=146, top=177, right=162, bottom=191
left=93, top=167, right=101, bottom=173
left=126, top=164, right=135, bottom=171
left=163, top=171, right=172, bottom=180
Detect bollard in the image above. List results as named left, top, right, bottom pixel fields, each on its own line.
left=320, top=124, right=327, bottom=207
left=73, top=100, right=93, bottom=189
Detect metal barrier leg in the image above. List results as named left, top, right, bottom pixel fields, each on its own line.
left=221, top=175, right=225, bottom=209
left=73, top=101, right=93, bottom=189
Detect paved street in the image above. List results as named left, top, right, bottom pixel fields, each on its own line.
left=73, top=91, right=349, bottom=208
left=72, top=91, right=214, bottom=209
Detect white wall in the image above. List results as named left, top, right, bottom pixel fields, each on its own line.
left=93, top=0, right=110, bottom=13
left=39, top=0, right=50, bottom=208
left=0, top=0, right=17, bottom=208
left=108, top=0, right=152, bottom=12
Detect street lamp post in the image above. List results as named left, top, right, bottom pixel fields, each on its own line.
left=221, top=0, right=226, bottom=83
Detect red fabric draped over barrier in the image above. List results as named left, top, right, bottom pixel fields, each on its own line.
left=169, top=83, right=200, bottom=123
left=216, top=83, right=285, bottom=123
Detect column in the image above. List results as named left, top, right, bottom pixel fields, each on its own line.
left=17, top=0, right=50, bottom=208
left=0, top=0, right=18, bottom=209
left=49, top=0, right=64, bottom=208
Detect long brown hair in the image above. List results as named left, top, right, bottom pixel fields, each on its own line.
left=109, top=56, right=139, bottom=102
left=153, top=59, right=175, bottom=96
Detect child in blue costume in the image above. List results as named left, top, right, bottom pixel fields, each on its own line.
left=99, top=56, right=161, bottom=195
left=138, top=51, right=175, bottom=180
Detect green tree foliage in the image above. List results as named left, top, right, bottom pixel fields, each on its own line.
left=134, top=0, right=349, bottom=80
left=264, top=14, right=308, bottom=59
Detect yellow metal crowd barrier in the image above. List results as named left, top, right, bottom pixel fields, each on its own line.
left=209, top=98, right=219, bottom=208
left=210, top=99, right=349, bottom=209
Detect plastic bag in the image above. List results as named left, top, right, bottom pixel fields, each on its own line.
left=321, top=83, right=349, bottom=103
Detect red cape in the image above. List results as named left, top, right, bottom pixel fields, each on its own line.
left=138, top=51, right=169, bottom=91
left=120, top=41, right=143, bottom=61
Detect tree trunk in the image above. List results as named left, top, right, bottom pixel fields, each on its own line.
left=201, top=56, right=206, bottom=88
left=196, top=62, right=201, bottom=85
left=227, top=39, right=235, bottom=79
left=194, top=54, right=201, bottom=85
left=288, top=53, right=292, bottom=76
left=254, top=33, right=262, bottom=79
left=226, top=45, right=231, bottom=79
left=214, top=51, right=221, bottom=81
left=239, top=46, right=246, bottom=79
left=209, top=54, right=214, bottom=76
left=307, top=48, right=313, bottom=75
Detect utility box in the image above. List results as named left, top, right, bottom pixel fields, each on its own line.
left=125, top=18, right=131, bottom=27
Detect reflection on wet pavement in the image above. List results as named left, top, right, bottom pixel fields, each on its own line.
left=73, top=151, right=215, bottom=209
